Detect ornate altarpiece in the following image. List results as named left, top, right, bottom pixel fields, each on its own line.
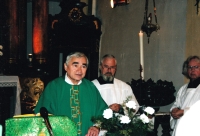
left=48, top=1, right=101, bottom=80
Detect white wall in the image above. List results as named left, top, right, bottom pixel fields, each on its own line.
left=96, top=1, right=187, bottom=135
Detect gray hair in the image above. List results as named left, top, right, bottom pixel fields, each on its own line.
left=100, top=54, right=117, bottom=65
left=182, top=55, right=200, bottom=78
left=65, top=52, right=89, bottom=67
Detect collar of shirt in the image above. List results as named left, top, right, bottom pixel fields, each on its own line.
left=65, top=74, right=82, bottom=85
left=188, top=77, right=200, bottom=88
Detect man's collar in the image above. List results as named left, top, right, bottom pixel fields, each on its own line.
left=65, top=74, right=82, bottom=85
left=97, top=76, right=114, bottom=85
left=188, top=77, right=200, bottom=88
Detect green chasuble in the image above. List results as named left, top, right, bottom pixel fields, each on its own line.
left=34, top=76, right=108, bottom=136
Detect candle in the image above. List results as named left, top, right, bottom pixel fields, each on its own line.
left=139, top=31, right=144, bottom=79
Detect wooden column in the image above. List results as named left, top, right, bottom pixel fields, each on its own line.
left=5, top=0, right=27, bottom=63
left=8, top=0, right=19, bottom=64
left=32, top=0, right=48, bottom=64
left=2, top=0, right=27, bottom=75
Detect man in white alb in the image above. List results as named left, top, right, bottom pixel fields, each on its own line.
left=92, top=54, right=139, bottom=113
left=170, top=55, right=200, bottom=136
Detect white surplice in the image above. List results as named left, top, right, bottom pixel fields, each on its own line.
left=176, top=100, right=200, bottom=136
left=92, top=78, right=139, bottom=112
left=170, top=84, right=200, bottom=136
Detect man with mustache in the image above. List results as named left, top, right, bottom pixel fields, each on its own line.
left=92, top=54, right=139, bottom=113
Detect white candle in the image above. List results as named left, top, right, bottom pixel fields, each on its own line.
left=139, top=31, right=144, bottom=79
left=92, top=0, right=97, bottom=16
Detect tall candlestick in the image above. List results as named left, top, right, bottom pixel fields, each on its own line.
left=139, top=31, right=144, bottom=80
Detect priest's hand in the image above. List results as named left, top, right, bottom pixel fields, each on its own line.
left=109, top=103, right=121, bottom=112
left=171, top=107, right=184, bottom=119
left=85, top=126, right=100, bottom=136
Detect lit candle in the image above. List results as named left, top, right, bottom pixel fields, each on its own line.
left=139, top=31, right=144, bottom=79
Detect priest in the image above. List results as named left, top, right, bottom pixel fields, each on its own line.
left=170, top=55, right=200, bottom=136
left=35, top=52, right=108, bottom=136
left=92, top=54, right=139, bottom=114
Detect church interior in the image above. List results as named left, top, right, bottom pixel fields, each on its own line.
left=0, top=0, right=199, bottom=135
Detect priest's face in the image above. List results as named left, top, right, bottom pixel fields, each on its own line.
left=187, top=59, right=200, bottom=81
left=64, top=56, right=87, bottom=84
left=100, top=57, right=117, bottom=82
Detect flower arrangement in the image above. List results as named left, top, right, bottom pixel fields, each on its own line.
left=91, top=97, right=155, bottom=136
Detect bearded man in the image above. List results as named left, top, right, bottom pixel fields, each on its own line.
left=92, top=54, right=139, bottom=113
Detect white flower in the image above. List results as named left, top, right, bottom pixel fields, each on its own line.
left=119, top=115, right=131, bottom=124
left=126, top=101, right=137, bottom=109
left=103, top=108, right=113, bottom=119
left=144, top=107, right=155, bottom=115
left=0, top=45, right=3, bottom=50
left=140, top=113, right=149, bottom=124
left=0, top=51, right=3, bottom=56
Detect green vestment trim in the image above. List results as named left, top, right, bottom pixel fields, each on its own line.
left=70, top=85, right=82, bottom=135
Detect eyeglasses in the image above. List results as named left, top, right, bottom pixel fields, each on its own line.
left=187, top=65, right=200, bottom=70
left=102, top=65, right=116, bottom=70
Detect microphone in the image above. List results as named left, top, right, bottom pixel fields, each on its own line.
left=40, top=107, right=54, bottom=136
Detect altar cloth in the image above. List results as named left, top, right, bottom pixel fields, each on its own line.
left=5, top=116, right=77, bottom=136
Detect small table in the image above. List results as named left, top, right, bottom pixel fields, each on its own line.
left=0, top=76, right=21, bottom=115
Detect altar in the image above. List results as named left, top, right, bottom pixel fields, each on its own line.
left=0, top=76, right=21, bottom=115
left=5, top=116, right=77, bottom=136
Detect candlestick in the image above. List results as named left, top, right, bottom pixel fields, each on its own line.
left=139, top=31, right=144, bottom=80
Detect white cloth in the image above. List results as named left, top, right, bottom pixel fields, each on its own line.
left=170, top=84, right=200, bottom=136
left=92, top=78, right=139, bottom=112
left=176, top=100, right=200, bottom=136
left=0, top=76, right=22, bottom=115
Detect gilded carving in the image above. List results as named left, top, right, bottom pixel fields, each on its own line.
left=20, top=78, right=44, bottom=113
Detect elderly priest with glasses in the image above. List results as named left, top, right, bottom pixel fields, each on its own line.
left=170, top=55, right=200, bottom=136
